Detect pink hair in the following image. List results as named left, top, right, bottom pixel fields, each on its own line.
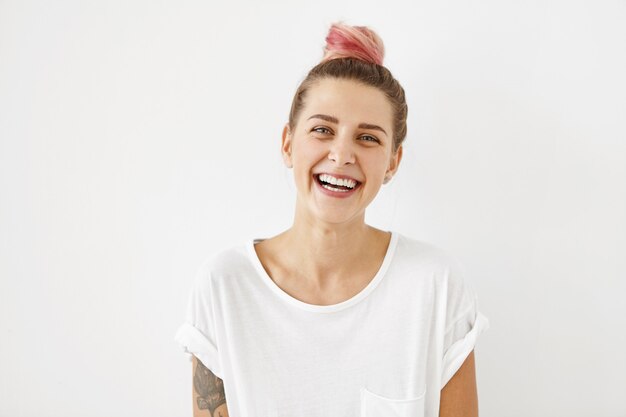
left=288, top=22, right=407, bottom=153
left=321, top=22, right=385, bottom=66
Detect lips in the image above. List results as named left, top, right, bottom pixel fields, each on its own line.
left=313, top=173, right=362, bottom=198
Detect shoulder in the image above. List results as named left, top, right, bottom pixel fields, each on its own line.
left=394, top=234, right=479, bottom=323
left=394, top=232, right=460, bottom=271
left=192, top=242, right=252, bottom=288
left=393, top=232, right=470, bottom=290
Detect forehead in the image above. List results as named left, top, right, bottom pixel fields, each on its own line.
left=299, top=78, right=393, bottom=128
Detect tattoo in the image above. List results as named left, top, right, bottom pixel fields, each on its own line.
left=194, top=359, right=226, bottom=414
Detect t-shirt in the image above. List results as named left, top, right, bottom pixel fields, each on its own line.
left=175, top=230, right=489, bottom=417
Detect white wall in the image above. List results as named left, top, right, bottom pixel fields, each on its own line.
left=1, top=0, right=624, bottom=416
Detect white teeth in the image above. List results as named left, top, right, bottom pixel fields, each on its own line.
left=321, top=183, right=351, bottom=192
left=318, top=174, right=357, bottom=189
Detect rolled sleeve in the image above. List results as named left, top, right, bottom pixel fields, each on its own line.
left=174, top=258, right=223, bottom=378
left=175, top=321, right=223, bottom=379
left=439, top=255, right=489, bottom=389
left=440, top=310, right=489, bottom=388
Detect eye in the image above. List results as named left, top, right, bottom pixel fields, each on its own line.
left=312, top=126, right=332, bottom=135
left=360, top=135, right=380, bottom=143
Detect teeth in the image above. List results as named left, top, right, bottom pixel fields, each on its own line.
left=318, top=174, right=357, bottom=189
left=321, top=183, right=351, bottom=192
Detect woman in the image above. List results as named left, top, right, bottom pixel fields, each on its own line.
left=176, top=22, right=489, bottom=417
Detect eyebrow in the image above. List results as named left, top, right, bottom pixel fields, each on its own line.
left=307, top=114, right=388, bottom=136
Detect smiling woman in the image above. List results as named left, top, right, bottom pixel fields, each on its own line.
left=175, top=21, right=488, bottom=417
left=283, top=77, right=400, bottom=221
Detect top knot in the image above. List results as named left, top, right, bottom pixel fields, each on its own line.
left=321, top=22, right=385, bottom=66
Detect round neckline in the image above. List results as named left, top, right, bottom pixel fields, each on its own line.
left=245, top=231, right=399, bottom=313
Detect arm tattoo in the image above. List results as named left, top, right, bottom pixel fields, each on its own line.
left=193, top=359, right=226, bottom=414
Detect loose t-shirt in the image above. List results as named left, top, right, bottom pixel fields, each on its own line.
left=175, top=231, right=489, bottom=417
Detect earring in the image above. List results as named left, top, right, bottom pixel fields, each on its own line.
left=383, top=174, right=392, bottom=184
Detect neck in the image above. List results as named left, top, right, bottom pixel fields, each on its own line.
left=275, top=210, right=387, bottom=291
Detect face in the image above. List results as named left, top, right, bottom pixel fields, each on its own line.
left=281, top=77, right=403, bottom=226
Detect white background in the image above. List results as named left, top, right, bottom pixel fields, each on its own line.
left=1, top=0, right=625, bottom=416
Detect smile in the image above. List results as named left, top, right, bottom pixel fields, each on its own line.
left=314, top=174, right=362, bottom=198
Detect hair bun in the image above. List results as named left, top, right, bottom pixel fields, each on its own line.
left=321, top=22, right=385, bottom=66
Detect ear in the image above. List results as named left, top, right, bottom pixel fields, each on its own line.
left=384, top=145, right=403, bottom=183
left=281, top=123, right=293, bottom=168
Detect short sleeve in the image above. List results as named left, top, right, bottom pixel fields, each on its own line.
left=174, top=259, right=223, bottom=379
left=440, top=256, right=489, bottom=389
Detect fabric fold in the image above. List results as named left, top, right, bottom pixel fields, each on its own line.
left=440, top=311, right=489, bottom=389
left=175, top=322, right=222, bottom=379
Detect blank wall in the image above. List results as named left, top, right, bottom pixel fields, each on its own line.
left=1, top=0, right=625, bottom=416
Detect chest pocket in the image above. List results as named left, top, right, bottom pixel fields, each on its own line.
left=360, top=387, right=426, bottom=417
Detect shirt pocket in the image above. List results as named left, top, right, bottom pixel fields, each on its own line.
left=360, top=386, right=426, bottom=417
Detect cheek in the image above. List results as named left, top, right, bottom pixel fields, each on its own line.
left=361, top=154, right=389, bottom=180
left=293, top=139, right=325, bottom=166
left=290, top=143, right=316, bottom=183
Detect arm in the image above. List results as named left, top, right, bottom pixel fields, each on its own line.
left=192, top=355, right=229, bottom=417
left=439, top=350, right=479, bottom=417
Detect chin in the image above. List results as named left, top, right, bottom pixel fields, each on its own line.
left=312, top=208, right=366, bottom=225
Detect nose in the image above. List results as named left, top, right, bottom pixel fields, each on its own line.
left=327, top=134, right=356, bottom=166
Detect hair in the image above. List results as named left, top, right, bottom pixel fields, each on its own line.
left=287, top=22, right=407, bottom=154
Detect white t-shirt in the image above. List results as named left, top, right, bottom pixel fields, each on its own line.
left=175, top=231, right=489, bottom=417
